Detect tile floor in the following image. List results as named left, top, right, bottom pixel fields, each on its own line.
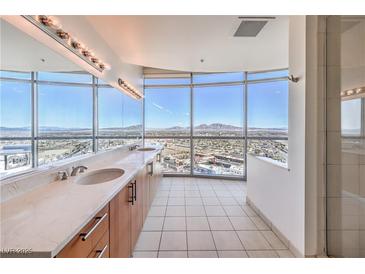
left=133, top=177, right=295, bottom=258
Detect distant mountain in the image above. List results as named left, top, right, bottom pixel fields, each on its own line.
left=194, top=123, right=242, bottom=130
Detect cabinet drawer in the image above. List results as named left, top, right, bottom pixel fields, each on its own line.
left=87, top=230, right=109, bottom=258
left=56, top=205, right=109, bottom=258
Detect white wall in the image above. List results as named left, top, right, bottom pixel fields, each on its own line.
left=247, top=16, right=307, bottom=256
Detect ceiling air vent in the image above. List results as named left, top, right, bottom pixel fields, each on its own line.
left=234, top=16, right=275, bottom=37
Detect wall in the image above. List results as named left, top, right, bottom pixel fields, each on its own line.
left=247, top=16, right=306, bottom=256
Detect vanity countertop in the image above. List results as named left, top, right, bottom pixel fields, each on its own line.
left=0, top=147, right=162, bottom=258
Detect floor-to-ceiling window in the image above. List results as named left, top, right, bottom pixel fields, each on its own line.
left=144, top=69, right=288, bottom=179
left=247, top=72, right=289, bottom=166
left=144, top=75, right=191, bottom=174
left=0, top=70, right=142, bottom=178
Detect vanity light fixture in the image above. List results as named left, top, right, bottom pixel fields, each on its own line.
left=341, top=86, right=365, bottom=100
left=23, top=15, right=110, bottom=73
left=118, top=78, right=143, bottom=100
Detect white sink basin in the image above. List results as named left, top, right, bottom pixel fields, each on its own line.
left=137, top=147, right=156, bottom=152
left=75, top=168, right=125, bottom=185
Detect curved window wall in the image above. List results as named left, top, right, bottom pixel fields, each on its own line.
left=0, top=71, right=142, bottom=178
left=144, top=69, right=289, bottom=179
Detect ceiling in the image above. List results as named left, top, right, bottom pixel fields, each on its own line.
left=0, top=19, right=80, bottom=72
left=85, top=16, right=289, bottom=72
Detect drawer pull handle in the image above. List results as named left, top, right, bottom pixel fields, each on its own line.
left=96, top=244, right=108, bottom=258
left=128, top=183, right=134, bottom=205
left=80, top=212, right=108, bottom=241
left=147, top=162, right=153, bottom=175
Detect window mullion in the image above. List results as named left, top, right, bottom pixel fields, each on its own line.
left=32, top=72, right=38, bottom=168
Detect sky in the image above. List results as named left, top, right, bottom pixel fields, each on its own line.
left=145, top=72, right=289, bottom=129
left=0, top=70, right=340, bottom=131
left=0, top=72, right=142, bottom=130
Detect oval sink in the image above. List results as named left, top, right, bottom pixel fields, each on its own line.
left=75, top=168, right=124, bottom=185
left=137, top=147, right=156, bottom=152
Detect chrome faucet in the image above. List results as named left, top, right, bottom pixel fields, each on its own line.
left=71, top=165, right=88, bottom=176
left=57, top=170, right=69, bottom=181
left=129, top=144, right=140, bottom=151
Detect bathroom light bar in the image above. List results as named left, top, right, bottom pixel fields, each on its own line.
left=118, top=78, right=143, bottom=100
left=341, top=86, right=365, bottom=100
left=22, top=15, right=110, bottom=73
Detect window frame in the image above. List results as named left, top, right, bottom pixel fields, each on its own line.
left=0, top=71, right=142, bottom=179
left=143, top=69, right=289, bottom=180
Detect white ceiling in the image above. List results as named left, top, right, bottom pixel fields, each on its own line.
left=0, top=19, right=80, bottom=72
left=85, top=15, right=289, bottom=72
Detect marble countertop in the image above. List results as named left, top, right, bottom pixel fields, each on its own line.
left=0, top=147, right=162, bottom=258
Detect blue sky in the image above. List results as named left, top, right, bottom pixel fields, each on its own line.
left=1, top=71, right=288, bottom=130
left=145, top=73, right=289, bottom=129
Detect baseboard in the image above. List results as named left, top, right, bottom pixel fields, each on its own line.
left=246, top=197, right=304, bottom=258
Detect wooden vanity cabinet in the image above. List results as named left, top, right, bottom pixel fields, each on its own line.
left=109, top=183, right=132, bottom=258
left=55, top=153, right=162, bottom=258
left=56, top=205, right=109, bottom=258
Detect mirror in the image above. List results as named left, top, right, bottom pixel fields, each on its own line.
left=0, top=18, right=142, bottom=178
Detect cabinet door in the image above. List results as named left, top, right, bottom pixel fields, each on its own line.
left=109, top=184, right=132, bottom=258
left=131, top=177, right=143, bottom=250
left=141, top=166, right=150, bottom=222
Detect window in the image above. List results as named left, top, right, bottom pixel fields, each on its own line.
left=38, top=84, right=93, bottom=137
left=193, top=139, right=244, bottom=176
left=193, top=85, right=244, bottom=137
left=0, top=80, right=32, bottom=137
left=37, top=72, right=92, bottom=84
left=145, top=138, right=191, bottom=174
left=193, top=72, right=243, bottom=84
left=144, top=69, right=288, bottom=177
left=98, top=86, right=142, bottom=151
left=247, top=79, right=289, bottom=165
left=144, top=87, right=190, bottom=137
left=0, top=78, right=32, bottom=176
left=37, top=73, right=94, bottom=166
left=0, top=70, right=143, bottom=178
left=98, top=87, right=124, bottom=136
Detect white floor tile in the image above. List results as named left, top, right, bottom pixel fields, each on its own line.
left=148, top=206, right=166, bottom=217
left=236, top=231, right=272, bottom=250
left=168, top=197, right=185, bottom=206
left=186, top=217, right=210, bottom=231
left=223, top=205, right=247, bottom=216
left=134, top=232, right=162, bottom=251
left=185, top=197, right=203, bottom=206
left=205, top=205, right=226, bottom=216
left=133, top=251, right=158, bottom=258
left=218, top=250, right=248, bottom=258
left=186, top=205, right=206, bottom=216
left=188, top=251, right=218, bottom=258
left=187, top=231, right=216, bottom=250
left=208, top=216, right=234, bottom=231
left=218, top=197, right=238, bottom=205
left=160, top=231, right=187, bottom=251
left=166, top=206, right=185, bottom=217
left=247, top=250, right=279, bottom=258
left=202, top=197, right=221, bottom=206
left=212, top=231, right=244, bottom=250
left=229, top=216, right=257, bottom=230
left=163, top=217, right=186, bottom=231
left=143, top=217, right=165, bottom=231
left=158, top=251, right=188, bottom=258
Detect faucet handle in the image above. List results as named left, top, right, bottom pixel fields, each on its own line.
left=79, top=166, right=88, bottom=173
left=57, top=170, right=69, bottom=181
